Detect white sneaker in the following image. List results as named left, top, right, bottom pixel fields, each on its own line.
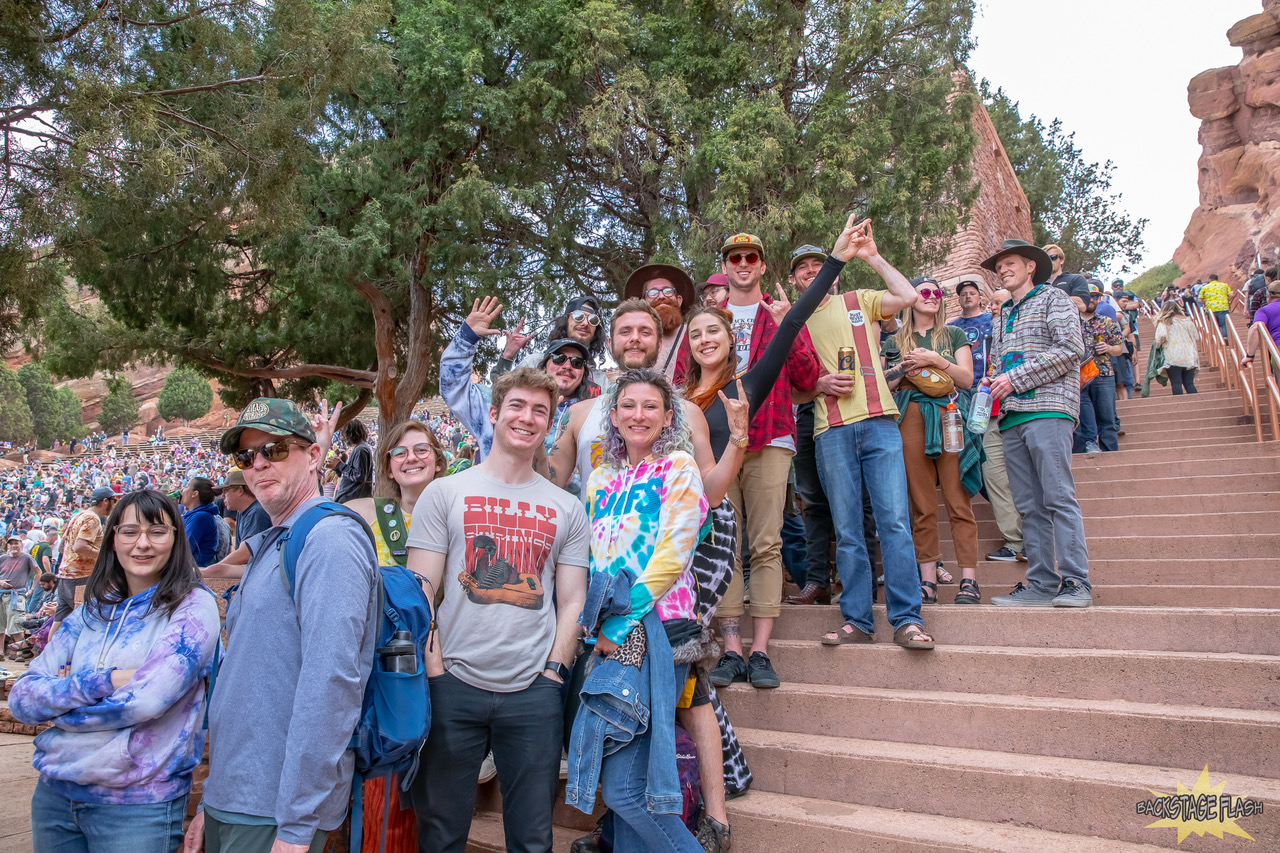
left=478, top=752, right=497, bottom=783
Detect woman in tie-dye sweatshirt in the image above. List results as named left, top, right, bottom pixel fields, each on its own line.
left=10, top=490, right=219, bottom=853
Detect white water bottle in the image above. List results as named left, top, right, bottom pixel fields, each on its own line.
left=943, top=402, right=964, bottom=453
left=968, top=386, right=992, bottom=434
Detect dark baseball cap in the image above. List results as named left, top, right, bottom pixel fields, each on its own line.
left=219, top=397, right=317, bottom=455
left=89, top=486, right=117, bottom=503
left=540, top=338, right=590, bottom=366
left=564, top=296, right=601, bottom=317
left=955, top=279, right=981, bottom=295
left=789, top=245, right=827, bottom=272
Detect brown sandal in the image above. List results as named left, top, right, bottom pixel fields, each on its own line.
left=821, top=623, right=875, bottom=646
left=893, top=623, right=935, bottom=650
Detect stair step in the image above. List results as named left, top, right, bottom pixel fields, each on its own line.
left=1073, top=492, right=1280, bottom=513
left=466, top=811, right=581, bottom=853
left=937, top=558, right=1280, bottom=586
left=755, top=605, right=1280, bottom=655
left=935, top=532, right=1278, bottom=561
left=717, top=684, right=1280, bottom=777
left=1075, top=472, right=1279, bottom=497
left=1070, top=454, right=1280, bottom=481
left=754, top=640, right=1280, bottom=709
left=735, top=729, right=1280, bottom=851
left=938, top=510, right=1280, bottom=538
left=722, top=788, right=1235, bottom=852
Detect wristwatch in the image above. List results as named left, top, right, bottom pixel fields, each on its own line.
left=544, top=660, right=570, bottom=681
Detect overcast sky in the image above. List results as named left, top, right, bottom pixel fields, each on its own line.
left=967, top=0, right=1261, bottom=280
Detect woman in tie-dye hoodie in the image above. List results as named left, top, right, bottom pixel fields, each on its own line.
left=10, top=490, right=220, bottom=853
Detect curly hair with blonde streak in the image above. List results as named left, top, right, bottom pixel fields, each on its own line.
left=600, top=368, right=693, bottom=469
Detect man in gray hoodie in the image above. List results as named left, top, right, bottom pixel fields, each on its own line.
left=185, top=398, right=379, bottom=853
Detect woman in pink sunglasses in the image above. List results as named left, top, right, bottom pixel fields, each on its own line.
left=888, top=278, right=981, bottom=607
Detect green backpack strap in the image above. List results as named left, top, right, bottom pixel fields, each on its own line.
left=374, top=500, right=409, bottom=566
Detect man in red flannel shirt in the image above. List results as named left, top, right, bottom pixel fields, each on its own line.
left=709, top=232, right=819, bottom=690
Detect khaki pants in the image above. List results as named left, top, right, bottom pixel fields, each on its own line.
left=720, top=446, right=793, bottom=619
left=899, top=402, right=979, bottom=568
left=982, top=419, right=1024, bottom=551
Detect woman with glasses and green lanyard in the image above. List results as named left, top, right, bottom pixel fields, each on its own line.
left=11, top=489, right=220, bottom=853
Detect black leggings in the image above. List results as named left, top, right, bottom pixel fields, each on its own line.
left=1167, top=366, right=1198, bottom=395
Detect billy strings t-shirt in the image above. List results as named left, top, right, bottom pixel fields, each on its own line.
left=948, top=313, right=993, bottom=388
left=407, top=466, right=590, bottom=693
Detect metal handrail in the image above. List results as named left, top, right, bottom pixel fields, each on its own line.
left=1246, top=320, right=1280, bottom=442
left=1183, top=299, right=1280, bottom=441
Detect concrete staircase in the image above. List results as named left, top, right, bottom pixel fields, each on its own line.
left=469, top=314, right=1280, bottom=852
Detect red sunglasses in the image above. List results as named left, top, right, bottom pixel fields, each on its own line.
left=725, top=252, right=760, bottom=266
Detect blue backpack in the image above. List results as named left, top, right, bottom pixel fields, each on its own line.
left=277, top=501, right=433, bottom=852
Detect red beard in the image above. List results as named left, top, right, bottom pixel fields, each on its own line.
left=655, top=303, right=683, bottom=334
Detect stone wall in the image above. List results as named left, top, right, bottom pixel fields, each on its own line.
left=1175, top=0, right=1280, bottom=289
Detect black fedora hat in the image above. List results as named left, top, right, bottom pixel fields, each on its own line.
left=980, top=239, right=1053, bottom=285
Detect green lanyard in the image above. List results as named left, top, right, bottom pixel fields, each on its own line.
left=375, top=500, right=408, bottom=566
left=1002, top=284, right=1045, bottom=335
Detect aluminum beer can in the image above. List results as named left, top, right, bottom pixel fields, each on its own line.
left=837, top=346, right=856, bottom=374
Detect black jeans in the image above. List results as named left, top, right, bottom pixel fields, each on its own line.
left=793, top=404, right=833, bottom=589
left=411, top=671, right=563, bottom=853
left=1167, top=366, right=1198, bottom=395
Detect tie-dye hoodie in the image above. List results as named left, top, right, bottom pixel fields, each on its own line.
left=584, top=451, right=708, bottom=645
left=9, top=584, right=220, bottom=804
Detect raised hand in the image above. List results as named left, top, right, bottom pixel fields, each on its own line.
left=465, top=296, right=505, bottom=337
left=310, top=398, right=344, bottom=457
left=830, top=212, right=863, bottom=261
left=847, top=219, right=880, bottom=262
left=719, top=379, right=750, bottom=441
left=502, top=317, right=533, bottom=359
left=764, top=284, right=792, bottom=325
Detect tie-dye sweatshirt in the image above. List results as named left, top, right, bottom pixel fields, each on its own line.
left=584, top=451, right=708, bottom=645
left=9, top=584, right=220, bottom=804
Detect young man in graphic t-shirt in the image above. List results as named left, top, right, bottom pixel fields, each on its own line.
left=407, top=368, right=589, bottom=853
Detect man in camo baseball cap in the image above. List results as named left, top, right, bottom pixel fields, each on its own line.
left=219, top=397, right=317, bottom=454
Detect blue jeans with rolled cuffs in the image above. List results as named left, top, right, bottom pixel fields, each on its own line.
left=815, top=416, right=923, bottom=635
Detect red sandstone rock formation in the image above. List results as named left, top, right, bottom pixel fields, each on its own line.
left=1176, top=0, right=1280, bottom=289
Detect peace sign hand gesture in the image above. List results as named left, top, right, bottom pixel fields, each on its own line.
left=466, top=296, right=505, bottom=337
left=311, top=398, right=344, bottom=461
left=502, top=317, right=533, bottom=359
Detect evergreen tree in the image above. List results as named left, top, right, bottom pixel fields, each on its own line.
left=98, top=376, right=140, bottom=438
left=0, top=364, right=34, bottom=444
left=17, top=362, right=62, bottom=447
left=157, top=368, right=214, bottom=426
left=56, top=385, right=84, bottom=443
left=982, top=84, right=1147, bottom=274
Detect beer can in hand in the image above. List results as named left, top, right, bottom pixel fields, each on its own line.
left=837, top=346, right=857, bottom=374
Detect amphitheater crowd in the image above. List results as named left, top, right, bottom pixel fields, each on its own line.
left=1, top=221, right=1271, bottom=853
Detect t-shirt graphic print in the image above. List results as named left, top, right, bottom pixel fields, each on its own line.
left=459, top=496, right=558, bottom=610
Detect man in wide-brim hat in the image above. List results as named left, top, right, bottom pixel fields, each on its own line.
left=979, top=239, right=1094, bottom=609
left=624, top=262, right=696, bottom=379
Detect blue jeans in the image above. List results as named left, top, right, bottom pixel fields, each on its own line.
left=814, top=417, right=922, bottom=634
left=599, top=662, right=699, bottom=853
left=1214, top=310, right=1229, bottom=341
left=1074, top=379, right=1118, bottom=452
left=32, top=778, right=187, bottom=853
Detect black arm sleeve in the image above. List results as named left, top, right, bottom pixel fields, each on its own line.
left=740, top=255, right=845, bottom=422
left=491, top=356, right=516, bottom=380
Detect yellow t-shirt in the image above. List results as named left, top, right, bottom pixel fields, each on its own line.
left=372, top=503, right=410, bottom=566
left=805, top=290, right=898, bottom=437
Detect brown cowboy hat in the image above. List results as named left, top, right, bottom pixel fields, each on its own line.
left=623, top=263, right=695, bottom=307
left=980, top=239, right=1054, bottom=285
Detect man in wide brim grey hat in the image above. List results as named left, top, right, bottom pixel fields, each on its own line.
left=622, top=262, right=696, bottom=306
left=980, top=239, right=1054, bottom=286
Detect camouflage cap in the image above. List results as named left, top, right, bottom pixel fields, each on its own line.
left=219, top=397, right=316, bottom=454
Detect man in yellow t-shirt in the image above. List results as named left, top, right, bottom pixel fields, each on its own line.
left=50, top=486, right=116, bottom=637
left=797, top=219, right=934, bottom=651
left=1200, top=274, right=1232, bottom=341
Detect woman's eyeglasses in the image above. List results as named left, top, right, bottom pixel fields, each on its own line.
left=726, top=252, right=760, bottom=266
left=387, top=443, right=435, bottom=460
left=115, top=525, right=175, bottom=543
left=229, top=438, right=307, bottom=469
left=570, top=310, right=600, bottom=327
left=918, top=288, right=943, bottom=300
left=549, top=353, right=586, bottom=369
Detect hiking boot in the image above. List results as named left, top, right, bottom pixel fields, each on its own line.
left=747, top=651, right=780, bottom=689
left=709, top=651, right=748, bottom=687
left=1052, top=579, right=1093, bottom=608
left=697, top=814, right=732, bottom=853
left=986, top=546, right=1019, bottom=562
left=989, top=582, right=1057, bottom=606
left=569, top=834, right=602, bottom=853
left=1084, top=441, right=1102, bottom=454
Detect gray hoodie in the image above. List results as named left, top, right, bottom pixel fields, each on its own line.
left=201, top=497, right=378, bottom=844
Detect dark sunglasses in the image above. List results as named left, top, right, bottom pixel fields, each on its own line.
left=1048, top=253, right=1062, bottom=261
left=918, top=288, right=943, bottom=300
left=387, top=443, right=435, bottom=460
left=725, top=251, right=760, bottom=266
left=229, top=438, right=308, bottom=469
left=570, top=310, right=600, bottom=327
left=549, top=353, right=585, bottom=369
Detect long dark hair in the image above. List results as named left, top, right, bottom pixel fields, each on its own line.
left=84, top=490, right=203, bottom=623
left=548, top=312, right=607, bottom=362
